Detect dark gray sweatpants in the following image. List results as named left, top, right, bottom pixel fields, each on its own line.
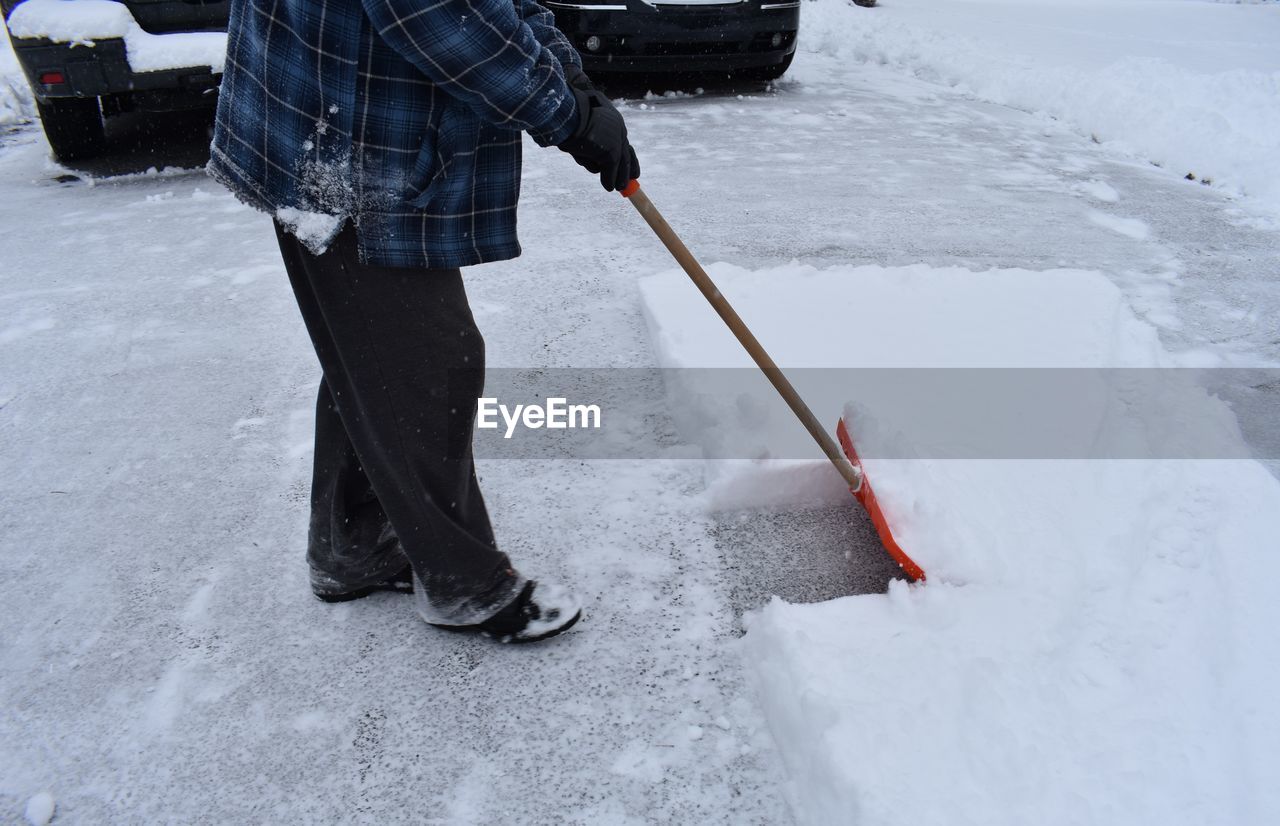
left=273, top=221, right=521, bottom=625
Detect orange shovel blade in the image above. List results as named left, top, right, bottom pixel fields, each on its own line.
left=836, top=417, right=926, bottom=582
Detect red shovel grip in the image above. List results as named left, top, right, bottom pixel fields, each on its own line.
left=621, top=179, right=641, bottom=198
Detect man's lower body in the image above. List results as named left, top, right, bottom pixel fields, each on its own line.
left=273, top=221, right=569, bottom=634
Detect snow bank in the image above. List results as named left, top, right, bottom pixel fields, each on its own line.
left=799, top=0, right=1280, bottom=213
left=1, top=28, right=33, bottom=126
left=23, top=792, right=55, bottom=826
left=639, top=262, right=1280, bottom=824
left=6, top=0, right=226, bottom=74
left=639, top=262, right=1245, bottom=472
left=641, top=263, right=1169, bottom=371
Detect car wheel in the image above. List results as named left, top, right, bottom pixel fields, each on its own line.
left=739, top=52, right=795, bottom=83
left=36, top=97, right=106, bottom=163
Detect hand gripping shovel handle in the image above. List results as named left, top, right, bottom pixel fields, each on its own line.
left=621, top=180, right=864, bottom=493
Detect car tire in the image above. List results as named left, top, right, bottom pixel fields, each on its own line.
left=36, top=97, right=106, bottom=163
left=740, top=52, right=795, bottom=82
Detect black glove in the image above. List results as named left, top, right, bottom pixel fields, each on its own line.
left=557, top=66, right=640, bottom=192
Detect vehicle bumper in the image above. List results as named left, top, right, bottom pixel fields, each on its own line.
left=545, top=1, right=800, bottom=73
left=9, top=37, right=220, bottom=109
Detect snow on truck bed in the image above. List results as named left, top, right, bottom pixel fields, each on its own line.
left=638, top=262, right=1280, bottom=825
left=6, top=0, right=226, bottom=74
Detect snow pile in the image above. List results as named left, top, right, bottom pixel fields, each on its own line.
left=1, top=28, right=33, bottom=126
left=798, top=0, right=1280, bottom=213
left=274, top=207, right=344, bottom=254
left=639, top=262, right=1245, bottom=471
left=6, top=0, right=226, bottom=74
left=23, top=792, right=55, bottom=826
left=639, top=262, right=1280, bottom=824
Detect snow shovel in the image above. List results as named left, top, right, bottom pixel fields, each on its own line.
left=621, top=180, right=925, bottom=582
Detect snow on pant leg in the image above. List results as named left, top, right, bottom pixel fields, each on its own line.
left=273, top=222, right=522, bottom=625
left=306, top=375, right=406, bottom=587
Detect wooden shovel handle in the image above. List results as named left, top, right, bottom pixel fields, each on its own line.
left=622, top=180, right=863, bottom=492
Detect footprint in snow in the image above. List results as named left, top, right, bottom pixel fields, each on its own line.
left=1086, top=209, right=1149, bottom=241
left=1077, top=179, right=1120, bottom=203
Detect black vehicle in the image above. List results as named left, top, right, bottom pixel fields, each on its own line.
left=3, top=0, right=797, bottom=164
left=3, top=0, right=228, bottom=162
left=546, top=0, right=800, bottom=79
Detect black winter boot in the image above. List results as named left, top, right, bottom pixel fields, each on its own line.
left=433, top=580, right=582, bottom=644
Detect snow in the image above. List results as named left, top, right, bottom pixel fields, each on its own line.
left=1076, top=179, right=1120, bottom=203
left=1086, top=209, right=1150, bottom=240
left=640, top=258, right=1280, bottom=824
left=642, top=263, right=1167, bottom=370
left=5, top=0, right=134, bottom=43
left=800, top=0, right=1280, bottom=214
left=640, top=261, right=1248, bottom=471
left=23, top=793, right=54, bottom=826
left=1, top=29, right=33, bottom=127
left=6, top=0, right=226, bottom=74
left=0, top=142, right=793, bottom=822
left=274, top=207, right=343, bottom=254
left=4, top=2, right=1280, bottom=822
left=125, top=31, right=226, bottom=75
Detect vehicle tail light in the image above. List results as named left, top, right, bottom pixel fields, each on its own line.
left=40, top=71, right=66, bottom=85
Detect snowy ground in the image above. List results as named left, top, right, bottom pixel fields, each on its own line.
left=0, top=127, right=797, bottom=823
left=4, top=2, right=1280, bottom=823
left=803, top=0, right=1280, bottom=214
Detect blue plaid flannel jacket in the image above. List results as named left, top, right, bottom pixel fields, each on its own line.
left=208, top=0, right=581, bottom=268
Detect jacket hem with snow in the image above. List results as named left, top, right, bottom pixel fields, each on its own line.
left=207, top=0, right=581, bottom=269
